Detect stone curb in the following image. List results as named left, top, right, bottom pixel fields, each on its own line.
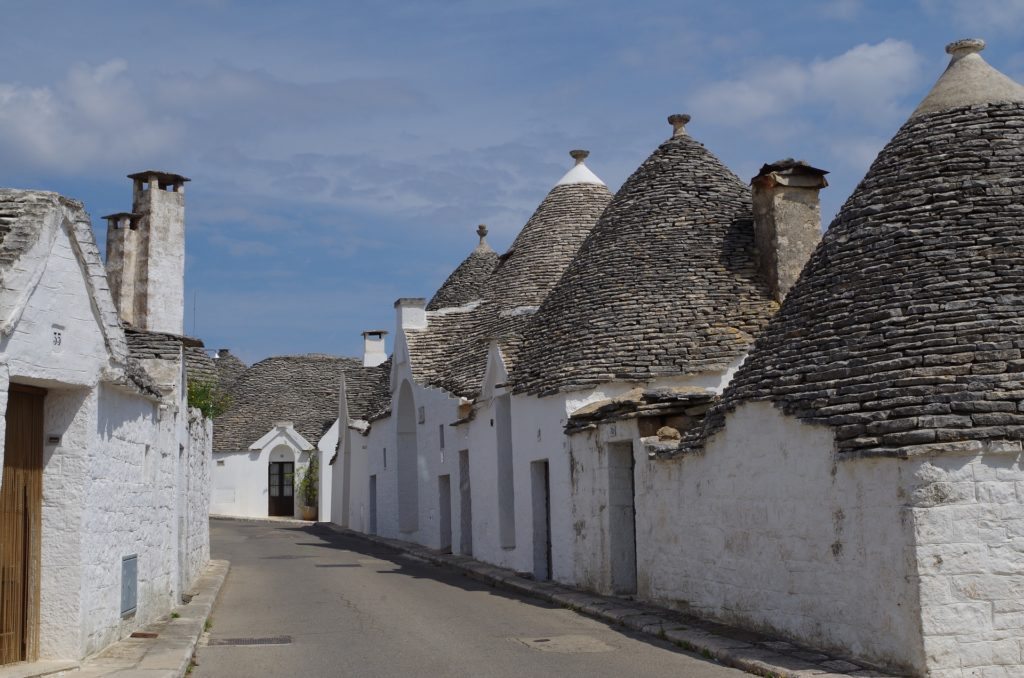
left=209, top=513, right=312, bottom=526
left=322, top=524, right=901, bottom=678
left=70, top=559, right=230, bottom=678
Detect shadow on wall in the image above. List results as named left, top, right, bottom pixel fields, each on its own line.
left=95, top=386, right=157, bottom=440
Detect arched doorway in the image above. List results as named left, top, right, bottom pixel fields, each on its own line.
left=397, top=381, right=419, bottom=533
left=268, top=444, right=295, bottom=517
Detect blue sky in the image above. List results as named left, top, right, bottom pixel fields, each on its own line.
left=2, top=0, right=1022, bottom=363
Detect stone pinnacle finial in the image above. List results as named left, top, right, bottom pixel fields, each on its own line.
left=569, top=149, right=590, bottom=165
left=668, top=114, right=691, bottom=138
left=946, top=38, right=986, bottom=59
left=477, top=224, right=488, bottom=244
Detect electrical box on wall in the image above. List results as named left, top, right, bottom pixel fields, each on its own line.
left=121, top=554, right=138, bottom=617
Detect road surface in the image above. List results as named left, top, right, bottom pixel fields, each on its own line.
left=195, top=518, right=747, bottom=678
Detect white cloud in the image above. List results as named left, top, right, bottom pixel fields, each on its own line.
left=920, top=0, right=1024, bottom=34
left=693, top=39, right=922, bottom=127
left=0, top=60, right=430, bottom=175
left=0, top=60, right=181, bottom=171
left=818, top=0, right=863, bottom=20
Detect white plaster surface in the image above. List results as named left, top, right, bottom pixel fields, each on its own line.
left=909, top=453, right=1024, bottom=677
left=0, top=191, right=211, bottom=662
left=1, top=221, right=109, bottom=388
left=913, top=43, right=1024, bottom=119
left=210, top=427, right=311, bottom=519
left=555, top=163, right=606, bottom=187
left=331, top=291, right=1024, bottom=675
left=612, top=402, right=923, bottom=673
left=182, top=410, right=212, bottom=590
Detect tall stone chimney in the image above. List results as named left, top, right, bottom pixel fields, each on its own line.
left=394, top=298, right=427, bottom=331
left=362, top=330, right=389, bottom=367
left=751, top=159, right=828, bottom=302
left=102, top=212, right=140, bottom=325
left=105, top=170, right=189, bottom=334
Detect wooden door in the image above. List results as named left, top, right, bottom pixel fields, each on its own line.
left=608, top=443, right=637, bottom=595
left=268, top=462, right=294, bottom=516
left=0, top=385, right=44, bottom=665
left=531, top=460, right=552, bottom=581
left=437, top=475, right=452, bottom=554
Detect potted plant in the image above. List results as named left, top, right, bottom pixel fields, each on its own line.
left=295, top=451, right=319, bottom=521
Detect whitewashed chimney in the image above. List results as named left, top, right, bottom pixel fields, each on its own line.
left=106, top=170, right=189, bottom=333
left=361, top=330, right=389, bottom=367
left=394, top=298, right=427, bottom=331
left=750, top=159, right=829, bottom=302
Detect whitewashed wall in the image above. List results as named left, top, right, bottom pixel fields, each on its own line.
left=0, top=221, right=109, bottom=387
left=0, top=195, right=211, bottom=663
left=909, top=452, right=1024, bottom=677
left=211, top=437, right=311, bottom=519
left=318, top=423, right=338, bottom=524
left=81, top=385, right=175, bottom=655
left=627, top=402, right=922, bottom=673
left=390, top=376, right=466, bottom=550
left=361, top=416, right=395, bottom=536
left=182, top=409, right=212, bottom=591
left=39, top=387, right=92, bottom=659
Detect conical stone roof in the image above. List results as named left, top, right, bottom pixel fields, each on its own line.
left=214, top=349, right=248, bottom=390
left=705, top=39, right=1024, bottom=459
left=427, top=225, right=499, bottom=310
left=485, top=149, right=612, bottom=313
left=214, top=354, right=389, bottom=452
left=405, top=151, right=612, bottom=398
left=512, top=116, right=777, bottom=396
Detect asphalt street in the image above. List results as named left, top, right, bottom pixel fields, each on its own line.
left=195, top=518, right=747, bottom=678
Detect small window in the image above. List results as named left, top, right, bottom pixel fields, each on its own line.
left=121, top=554, right=138, bottom=617
left=418, top=406, right=426, bottom=424
left=439, top=424, right=445, bottom=449
left=216, top=460, right=225, bottom=467
left=383, top=448, right=387, bottom=469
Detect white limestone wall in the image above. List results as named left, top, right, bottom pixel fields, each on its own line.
left=628, top=402, right=924, bottom=673
left=0, top=221, right=108, bottom=388
left=396, top=378, right=466, bottom=550
left=0, top=194, right=211, bottom=662
left=39, top=387, right=91, bottom=659
left=318, top=423, right=338, bottom=524
left=909, top=452, right=1024, bottom=677
left=504, top=369, right=742, bottom=584
left=568, top=418, right=640, bottom=594
left=453, top=388, right=558, bottom=574
left=462, top=395, right=519, bottom=569
left=81, top=385, right=176, bottom=655
left=210, top=442, right=311, bottom=519
left=361, top=416, right=395, bottom=536
left=181, top=410, right=212, bottom=591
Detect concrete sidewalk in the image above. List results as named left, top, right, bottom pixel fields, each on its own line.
left=323, top=525, right=898, bottom=678
left=69, top=560, right=230, bottom=678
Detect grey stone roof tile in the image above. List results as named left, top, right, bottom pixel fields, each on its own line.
left=703, top=44, right=1024, bottom=459
left=512, top=125, right=777, bottom=396
left=408, top=177, right=611, bottom=398
left=214, top=354, right=389, bottom=452
left=427, top=226, right=499, bottom=311
left=214, top=350, right=248, bottom=390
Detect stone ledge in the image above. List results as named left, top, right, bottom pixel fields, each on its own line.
left=323, top=524, right=906, bottom=678
left=69, top=559, right=230, bottom=678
